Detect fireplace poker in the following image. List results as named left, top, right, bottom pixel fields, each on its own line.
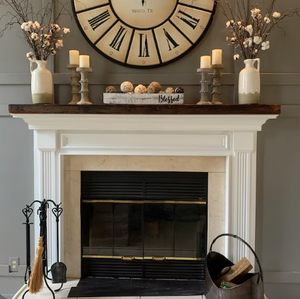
left=22, top=205, right=33, bottom=284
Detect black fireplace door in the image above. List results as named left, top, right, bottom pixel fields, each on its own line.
left=81, top=171, right=208, bottom=280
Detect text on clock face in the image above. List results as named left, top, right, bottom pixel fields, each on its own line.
left=132, top=9, right=154, bottom=13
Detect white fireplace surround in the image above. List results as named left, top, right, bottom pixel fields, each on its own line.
left=11, top=113, right=278, bottom=271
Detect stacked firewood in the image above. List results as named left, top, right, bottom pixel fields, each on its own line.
left=214, top=257, right=253, bottom=288
left=214, top=257, right=268, bottom=299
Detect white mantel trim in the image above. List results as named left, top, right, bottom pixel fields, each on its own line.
left=13, top=113, right=278, bottom=269
left=12, top=114, right=277, bottom=132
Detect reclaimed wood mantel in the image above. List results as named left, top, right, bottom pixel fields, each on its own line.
left=9, top=104, right=281, bottom=115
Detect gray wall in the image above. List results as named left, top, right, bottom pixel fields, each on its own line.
left=0, top=0, right=300, bottom=297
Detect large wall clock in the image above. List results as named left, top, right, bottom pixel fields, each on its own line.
left=72, top=0, right=216, bottom=68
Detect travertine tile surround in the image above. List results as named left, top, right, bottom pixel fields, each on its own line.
left=64, top=156, right=226, bottom=278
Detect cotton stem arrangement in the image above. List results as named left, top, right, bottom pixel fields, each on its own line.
left=0, top=0, right=71, bottom=61
left=23, top=21, right=70, bottom=61
left=217, top=0, right=300, bottom=60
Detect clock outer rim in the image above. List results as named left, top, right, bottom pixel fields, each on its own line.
left=71, top=0, right=218, bottom=69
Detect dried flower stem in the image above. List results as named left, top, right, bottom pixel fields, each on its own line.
left=217, top=0, right=300, bottom=60
left=0, top=0, right=71, bottom=60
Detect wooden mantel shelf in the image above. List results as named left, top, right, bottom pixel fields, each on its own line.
left=9, top=104, right=281, bottom=115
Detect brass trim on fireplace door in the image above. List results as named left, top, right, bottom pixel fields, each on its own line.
left=82, top=255, right=205, bottom=261
left=144, top=200, right=207, bottom=205
left=82, top=199, right=207, bottom=205
left=82, top=255, right=124, bottom=259
left=139, top=257, right=206, bottom=261
left=82, top=200, right=144, bottom=204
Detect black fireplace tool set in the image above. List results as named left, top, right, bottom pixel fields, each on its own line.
left=22, top=199, right=67, bottom=299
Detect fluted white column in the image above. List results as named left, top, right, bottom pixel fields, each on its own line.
left=34, top=130, right=58, bottom=267
left=227, top=131, right=257, bottom=267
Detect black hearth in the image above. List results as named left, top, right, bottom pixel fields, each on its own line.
left=71, top=171, right=208, bottom=297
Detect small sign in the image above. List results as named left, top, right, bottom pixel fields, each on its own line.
left=103, top=93, right=184, bottom=105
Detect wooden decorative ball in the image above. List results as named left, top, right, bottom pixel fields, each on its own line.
left=149, top=81, right=161, bottom=93
left=134, top=84, right=147, bottom=94
left=147, top=85, right=156, bottom=94
left=120, top=81, right=134, bottom=93
left=106, top=86, right=116, bottom=93
left=165, top=87, right=174, bottom=94
left=175, top=87, right=184, bottom=93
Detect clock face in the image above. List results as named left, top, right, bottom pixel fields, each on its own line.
left=72, top=0, right=216, bottom=68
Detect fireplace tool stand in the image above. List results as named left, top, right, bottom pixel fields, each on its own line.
left=22, top=199, right=66, bottom=299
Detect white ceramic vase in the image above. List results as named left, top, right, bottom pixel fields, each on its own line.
left=30, top=60, right=53, bottom=104
left=238, top=58, right=260, bottom=104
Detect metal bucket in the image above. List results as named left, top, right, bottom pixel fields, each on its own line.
left=205, top=233, right=264, bottom=299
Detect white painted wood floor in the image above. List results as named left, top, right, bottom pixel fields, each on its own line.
left=13, top=280, right=206, bottom=299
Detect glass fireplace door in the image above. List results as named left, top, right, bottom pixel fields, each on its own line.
left=81, top=171, right=208, bottom=279
left=82, top=202, right=144, bottom=258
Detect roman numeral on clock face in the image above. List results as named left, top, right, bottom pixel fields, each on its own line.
left=109, top=26, right=127, bottom=51
left=176, top=10, right=200, bottom=29
left=163, top=28, right=179, bottom=51
left=73, top=0, right=215, bottom=67
left=88, top=10, right=111, bottom=31
left=138, top=34, right=150, bottom=57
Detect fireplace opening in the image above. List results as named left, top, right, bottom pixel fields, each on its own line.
left=80, top=171, right=208, bottom=282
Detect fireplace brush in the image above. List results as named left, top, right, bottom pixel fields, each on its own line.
left=29, top=236, right=44, bottom=293
left=29, top=200, right=48, bottom=294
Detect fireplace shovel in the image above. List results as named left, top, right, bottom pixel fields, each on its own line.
left=51, top=204, right=67, bottom=284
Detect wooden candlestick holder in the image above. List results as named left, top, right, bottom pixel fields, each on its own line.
left=76, top=67, right=93, bottom=105
left=197, top=68, right=212, bottom=105
left=211, top=64, right=224, bottom=105
left=67, top=64, right=80, bottom=105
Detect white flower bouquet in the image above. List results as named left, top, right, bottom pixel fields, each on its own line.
left=22, top=21, right=70, bottom=61
left=218, top=0, right=300, bottom=60
left=0, top=0, right=70, bottom=61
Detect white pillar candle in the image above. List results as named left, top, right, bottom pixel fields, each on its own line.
left=212, top=49, right=222, bottom=65
left=79, top=55, right=90, bottom=68
left=200, top=56, right=211, bottom=68
left=69, top=50, right=79, bottom=65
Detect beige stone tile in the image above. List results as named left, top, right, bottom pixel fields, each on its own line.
left=63, top=155, right=226, bottom=274
left=65, top=155, right=225, bottom=173
left=63, top=170, right=81, bottom=278
left=208, top=173, right=226, bottom=219
left=208, top=217, right=226, bottom=256
left=64, top=155, right=71, bottom=170
left=208, top=173, right=226, bottom=253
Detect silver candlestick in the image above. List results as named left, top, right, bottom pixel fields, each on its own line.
left=197, top=68, right=212, bottom=105
left=211, top=64, right=224, bottom=105
left=67, top=64, right=80, bottom=105
left=76, top=67, right=93, bottom=105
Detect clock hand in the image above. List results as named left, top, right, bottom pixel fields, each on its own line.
left=142, top=0, right=145, bottom=6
